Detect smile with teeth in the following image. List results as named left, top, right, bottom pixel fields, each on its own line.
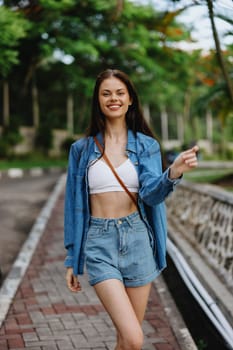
left=108, top=104, right=122, bottom=110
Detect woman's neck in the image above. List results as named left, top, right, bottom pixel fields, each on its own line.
left=104, top=121, right=127, bottom=143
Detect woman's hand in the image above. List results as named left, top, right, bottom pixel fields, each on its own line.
left=169, top=145, right=199, bottom=179
left=66, top=267, right=82, bottom=292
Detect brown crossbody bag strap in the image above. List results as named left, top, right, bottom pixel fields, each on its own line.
left=94, top=136, right=138, bottom=207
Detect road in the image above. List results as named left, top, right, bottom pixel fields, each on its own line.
left=0, top=172, right=62, bottom=284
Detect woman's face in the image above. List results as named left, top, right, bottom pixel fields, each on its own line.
left=98, top=77, right=132, bottom=121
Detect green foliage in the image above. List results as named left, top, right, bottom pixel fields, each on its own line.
left=0, top=6, right=30, bottom=77
left=0, top=0, right=232, bottom=154
left=195, top=78, right=233, bottom=131
left=0, top=119, right=23, bottom=158
left=0, top=138, right=9, bottom=158
left=39, top=0, right=76, bottom=11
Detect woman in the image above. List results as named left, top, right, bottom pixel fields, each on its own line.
left=64, top=69, right=198, bottom=350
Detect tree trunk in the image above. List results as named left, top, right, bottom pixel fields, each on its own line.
left=177, top=114, right=184, bottom=144
left=67, top=92, right=74, bottom=136
left=206, top=0, right=233, bottom=103
left=32, top=81, right=39, bottom=128
left=3, top=80, right=10, bottom=127
left=143, top=103, right=151, bottom=124
left=206, top=109, right=213, bottom=141
left=160, top=106, right=168, bottom=141
left=183, top=90, right=191, bottom=121
left=113, top=0, right=124, bottom=20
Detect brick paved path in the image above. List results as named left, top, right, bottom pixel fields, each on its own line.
left=0, top=191, right=190, bottom=350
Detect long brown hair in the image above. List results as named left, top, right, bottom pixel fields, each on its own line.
left=86, top=69, right=155, bottom=138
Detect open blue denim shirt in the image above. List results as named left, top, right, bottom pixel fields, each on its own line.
left=64, top=129, right=181, bottom=277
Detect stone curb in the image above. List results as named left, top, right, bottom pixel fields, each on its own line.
left=0, top=174, right=66, bottom=328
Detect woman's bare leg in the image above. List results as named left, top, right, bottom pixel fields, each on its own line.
left=126, top=283, right=152, bottom=324
left=116, top=283, right=152, bottom=349
left=94, top=279, right=151, bottom=350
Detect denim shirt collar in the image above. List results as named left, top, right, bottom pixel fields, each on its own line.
left=126, top=129, right=137, bottom=153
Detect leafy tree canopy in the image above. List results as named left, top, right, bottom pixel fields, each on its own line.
left=0, top=5, right=30, bottom=78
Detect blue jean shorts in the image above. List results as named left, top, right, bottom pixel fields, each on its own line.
left=84, top=211, right=159, bottom=287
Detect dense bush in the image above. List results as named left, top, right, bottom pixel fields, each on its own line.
left=61, top=136, right=76, bottom=156
left=34, top=122, right=53, bottom=155
left=0, top=121, right=23, bottom=158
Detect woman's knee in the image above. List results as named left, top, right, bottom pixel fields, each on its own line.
left=117, top=328, right=144, bottom=350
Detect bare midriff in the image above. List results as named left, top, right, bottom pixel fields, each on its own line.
left=89, top=191, right=138, bottom=218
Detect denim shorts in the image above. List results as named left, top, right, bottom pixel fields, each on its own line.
left=84, top=211, right=159, bottom=287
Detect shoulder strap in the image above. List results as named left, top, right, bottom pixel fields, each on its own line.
left=94, top=136, right=138, bottom=207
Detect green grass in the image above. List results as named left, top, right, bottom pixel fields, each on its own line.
left=184, top=168, right=233, bottom=183
left=0, top=156, right=67, bottom=170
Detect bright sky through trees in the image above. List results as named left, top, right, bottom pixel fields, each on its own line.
left=133, top=0, right=233, bottom=51
left=176, top=0, right=233, bottom=51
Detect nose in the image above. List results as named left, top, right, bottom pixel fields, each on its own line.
left=110, top=93, right=118, bottom=101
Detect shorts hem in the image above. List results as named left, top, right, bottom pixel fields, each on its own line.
left=88, top=269, right=161, bottom=288
left=123, top=269, right=161, bottom=287
left=89, top=274, right=123, bottom=286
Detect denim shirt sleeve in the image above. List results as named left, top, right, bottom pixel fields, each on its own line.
left=138, top=139, right=181, bottom=206
left=64, top=143, right=77, bottom=268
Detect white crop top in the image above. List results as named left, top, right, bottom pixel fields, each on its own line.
left=88, top=158, right=139, bottom=194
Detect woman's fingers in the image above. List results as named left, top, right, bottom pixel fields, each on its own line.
left=185, top=159, right=198, bottom=167
left=182, top=146, right=199, bottom=166
left=66, top=268, right=82, bottom=292
left=191, top=145, right=199, bottom=153
left=182, top=145, right=199, bottom=157
left=183, top=154, right=198, bottom=165
left=169, top=145, right=199, bottom=178
left=72, top=275, right=82, bottom=291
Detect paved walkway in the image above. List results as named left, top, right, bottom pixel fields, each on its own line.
left=0, top=176, right=197, bottom=350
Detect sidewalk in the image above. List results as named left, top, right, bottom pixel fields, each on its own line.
left=0, top=175, right=197, bottom=350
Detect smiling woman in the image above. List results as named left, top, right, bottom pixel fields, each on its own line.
left=98, top=77, right=132, bottom=122
left=64, top=68, right=199, bottom=350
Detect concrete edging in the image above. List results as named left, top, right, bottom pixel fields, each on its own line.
left=0, top=167, right=65, bottom=180
left=0, top=173, right=66, bottom=328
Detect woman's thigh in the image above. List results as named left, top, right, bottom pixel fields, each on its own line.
left=126, top=283, right=152, bottom=324
left=94, top=278, right=143, bottom=337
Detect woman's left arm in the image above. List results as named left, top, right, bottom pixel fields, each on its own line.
left=139, top=141, right=199, bottom=206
